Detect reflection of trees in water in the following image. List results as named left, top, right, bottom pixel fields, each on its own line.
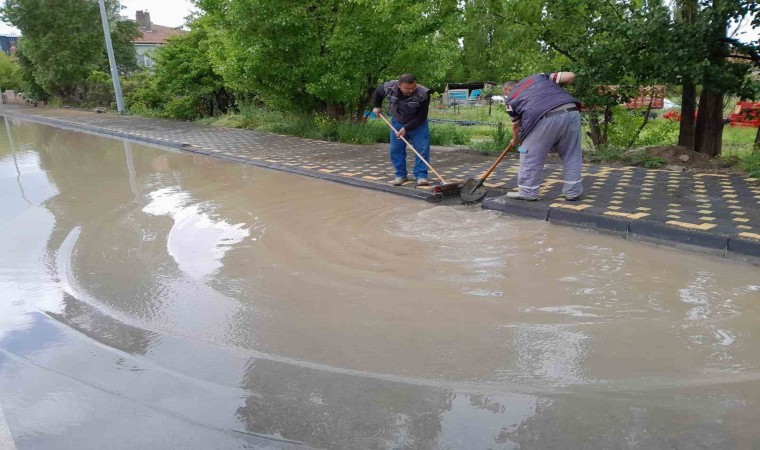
left=18, top=121, right=259, bottom=336
left=235, top=358, right=453, bottom=449
left=47, top=292, right=158, bottom=356
left=495, top=392, right=745, bottom=449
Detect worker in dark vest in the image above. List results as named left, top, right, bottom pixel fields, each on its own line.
left=503, top=72, right=583, bottom=201
left=372, top=73, right=431, bottom=186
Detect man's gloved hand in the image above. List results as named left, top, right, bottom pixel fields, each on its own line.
left=372, top=107, right=382, bottom=116
left=396, top=127, right=407, bottom=139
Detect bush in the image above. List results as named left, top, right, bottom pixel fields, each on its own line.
left=430, top=124, right=470, bottom=146
left=0, top=52, right=22, bottom=92
left=336, top=121, right=388, bottom=144
left=606, top=107, right=678, bottom=149
left=584, top=145, right=626, bottom=163
left=468, top=122, right=511, bottom=153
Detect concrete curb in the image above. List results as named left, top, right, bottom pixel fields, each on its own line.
left=0, top=111, right=431, bottom=203
left=548, top=208, right=629, bottom=236
left=481, top=197, right=759, bottom=263
left=0, top=110, right=185, bottom=150
left=627, top=220, right=729, bottom=251
left=481, top=197, right=551, bottom=220
left=3, top=109, right=759, bottom=264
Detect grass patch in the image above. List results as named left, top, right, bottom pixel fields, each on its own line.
left=722, top=126, right=757, bottom=156
left=739, top=150, right=760, bottom=178
left=429, top=104, right=505, bottom=124
left=430, top=124, right=470, bottom=146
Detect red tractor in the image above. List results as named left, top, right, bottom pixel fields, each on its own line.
left=664, top=102, right=760, bottom=127
left=727, top=101, right=760, bottom=127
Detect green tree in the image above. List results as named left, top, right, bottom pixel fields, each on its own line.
left=127, top=20, right=231, bottom=120
left=0, top=0, right=138, bottom=101
left=0, top=52, right=22, bottom=91
left=507, top=0, right=759, bottom=155
left=195, top=0, right=460, bottom=119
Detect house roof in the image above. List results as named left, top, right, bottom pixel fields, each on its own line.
left=134, top=24, right=188, bottom=45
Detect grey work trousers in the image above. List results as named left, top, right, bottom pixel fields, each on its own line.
left=517, top=110, right=583, bottom=199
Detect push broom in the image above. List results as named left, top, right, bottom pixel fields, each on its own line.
left=377, top=113, right=461, bottom=200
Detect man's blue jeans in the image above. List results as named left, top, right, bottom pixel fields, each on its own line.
left=390, top=119, right=430, bottom=179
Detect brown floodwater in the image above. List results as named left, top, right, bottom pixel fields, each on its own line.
left=1, top=117, right=759, bottom=449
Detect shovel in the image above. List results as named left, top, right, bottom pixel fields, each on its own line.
left=460, top=143, right=514, bottom=202
left=377, top=113, right=461, bottom=200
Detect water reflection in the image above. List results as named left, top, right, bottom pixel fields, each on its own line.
left=143, top=187, right=251, bottom=278
left=1, top=118, right=760, bottom=448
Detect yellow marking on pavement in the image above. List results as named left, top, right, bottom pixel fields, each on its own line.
left=362, top=176, right=385, bottom=181
left=339, top=172, right=360, bottom=176
left=738, top=225, right=753, bottom=230
left=699, top=217, right=716, bottom=222
left=549, top=203, right=592, bottom=211
left=604, top=211, right=650, bottom=220
left=739, top=232, right=760, bottom=240
left=698, top=210, right=713, bottom=214
left=666, top=220, right=717, bottom=231
left=319, top=169, right=337, bottom=173
left=733, top=218, right=751, bottom=223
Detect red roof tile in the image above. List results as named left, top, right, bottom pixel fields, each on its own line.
left=134, top=24, right=188, bottom=45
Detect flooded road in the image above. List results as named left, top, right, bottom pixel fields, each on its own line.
left=1, top=118, right=759, bottom=449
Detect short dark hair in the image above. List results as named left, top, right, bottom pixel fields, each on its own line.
left=399, top=73, right=417, bottom=84
left=502, top=80, right=518, bottom=90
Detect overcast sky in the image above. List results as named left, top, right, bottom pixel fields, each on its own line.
left=0, top=0, right=757, bottom=42
left=0, top=0, right=196, bottom=34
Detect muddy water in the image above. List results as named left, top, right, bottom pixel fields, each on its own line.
left=1, top=118, right=759, bottom=449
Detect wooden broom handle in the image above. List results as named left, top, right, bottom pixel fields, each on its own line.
left=378, top=113, right=448, bottom=184
left=480, top=143, right=514, bottom=182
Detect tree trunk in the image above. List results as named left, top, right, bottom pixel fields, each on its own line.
left=678, top=81, right=696, bottom=148
left=676, top=0, right=697, bottom=148
left=586, top=115, right=605, bottom=147
left=694, top=89, right=724, bottom=156
left=755, top=125, right=760, bottom=150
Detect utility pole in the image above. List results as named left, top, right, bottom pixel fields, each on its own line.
left=97, top=0, right=125, bottom=114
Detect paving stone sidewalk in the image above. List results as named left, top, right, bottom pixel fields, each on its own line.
left=2, top=105, right=759, bottom=260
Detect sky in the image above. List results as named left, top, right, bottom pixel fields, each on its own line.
left=0, top=0, right=197, bottom=34
left=0, top=1, right=756, bottom=42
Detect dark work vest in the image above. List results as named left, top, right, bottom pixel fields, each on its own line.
left=383, top=81, right=430, bottom=124
left=506, top=74, right=579, bottom=141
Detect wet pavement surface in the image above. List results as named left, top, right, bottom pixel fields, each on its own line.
left=0, top=105, right=758, bottom=260
left=1, top=118, right=760, bottom=449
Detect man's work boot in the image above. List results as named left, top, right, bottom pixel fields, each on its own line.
left=416, top=178, right=429, bottom=187
left=390, top=177, right=407, bottom=186
left=505, top=191, right=539, bottom=201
